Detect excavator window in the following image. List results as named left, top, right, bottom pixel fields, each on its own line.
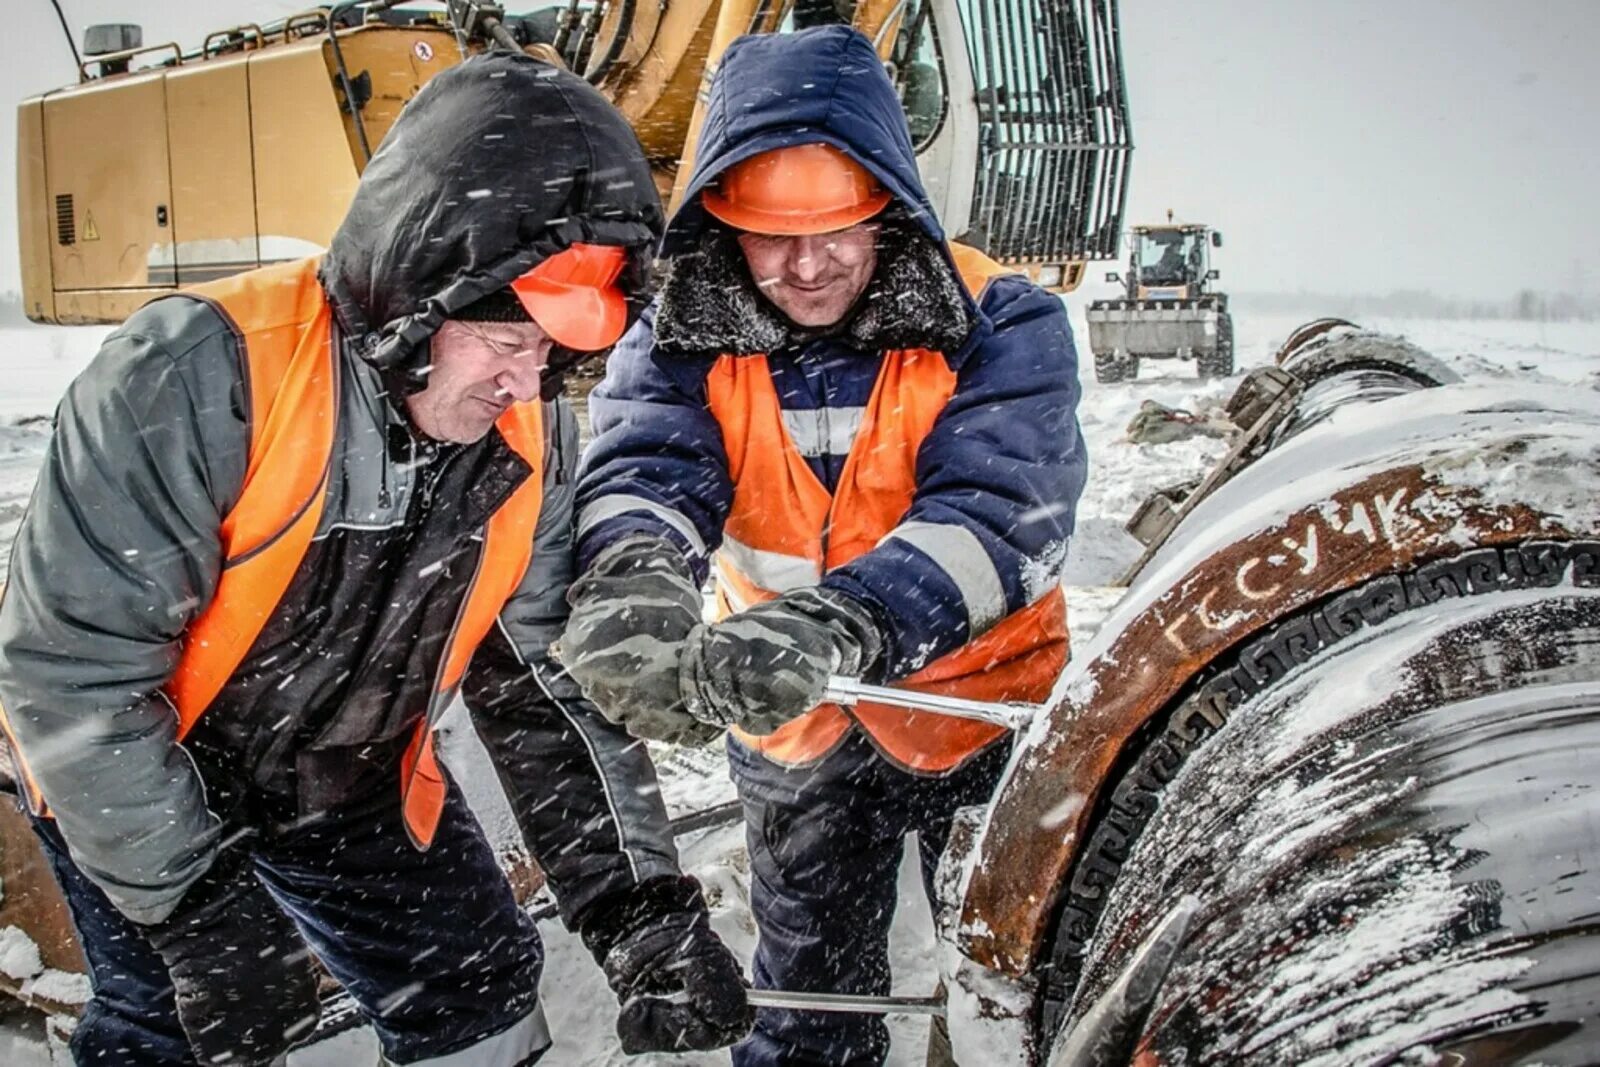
left=792, top=0, right=852, bottom=28
left=889, top=0, right=948, bottom=148
left=774, top=0, right=947, bottom=151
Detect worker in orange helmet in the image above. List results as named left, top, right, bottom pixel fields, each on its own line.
left=561, top=25, right=1087, bottom=1066
left=0, top=51, right=751, bottom=1066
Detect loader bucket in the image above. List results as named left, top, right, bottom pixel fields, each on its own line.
left=1086, top=302, right=1222, bottom=360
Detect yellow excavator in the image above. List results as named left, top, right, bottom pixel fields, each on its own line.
left=17, top=0, right=1132, bottom=325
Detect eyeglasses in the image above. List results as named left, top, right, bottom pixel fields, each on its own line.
left=457, top=323, right=550, bottom=363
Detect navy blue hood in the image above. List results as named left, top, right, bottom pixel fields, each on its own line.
left=661, top=25, right=945, bottom=257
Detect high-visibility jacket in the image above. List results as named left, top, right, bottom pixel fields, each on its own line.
left=158, top=257, right=544, bottom=848
left=709, top=246, right=1069, bottom=772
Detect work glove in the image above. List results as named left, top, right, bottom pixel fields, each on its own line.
left=679, top=586, right=883, bottom=735
left=579, top=875, right=754, bottom=1054
left=561, top=535, right=721, bottom=745
left=144, top=841, right=320, bottom=1066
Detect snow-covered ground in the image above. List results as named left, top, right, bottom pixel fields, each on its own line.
left=0, top=307, right=1596, bottom=1064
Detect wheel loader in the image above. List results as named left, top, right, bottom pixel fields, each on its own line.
left=16, top=0, right=1134, bottom=325
left=1086, top=219, right=1233, bottom=382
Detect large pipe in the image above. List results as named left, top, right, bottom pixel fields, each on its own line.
left=1047, top=596, right=1600, bottom=1065
left=939, top=321, right=1600, bottom=1065
left=1119, top=320, right=1463, bottom=582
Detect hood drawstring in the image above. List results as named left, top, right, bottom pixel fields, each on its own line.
left=378, top=440, right=393, bottom=511
left=344, top=327, right=399, bottom=512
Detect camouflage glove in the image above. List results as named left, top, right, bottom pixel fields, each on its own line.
left=561, top=536, right=722, bottom=745
left=679, top=587, right=883, bottom=735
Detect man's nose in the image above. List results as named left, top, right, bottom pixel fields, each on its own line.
left=494, top=356, right=543, bottom=403
left=787, top=235, right=829, bottom=283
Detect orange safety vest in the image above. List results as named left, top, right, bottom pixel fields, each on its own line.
left=4, top=258, right=545, bottom=848
left=710, top=245, right=1068, bottom=773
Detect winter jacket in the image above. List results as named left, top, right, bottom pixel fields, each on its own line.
left=0, top=52, right=676, bottom=926
left=575, top=27, right=1087, bottom=751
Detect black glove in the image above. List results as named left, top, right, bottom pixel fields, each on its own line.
left=679, top=586, right=883, bottom=735
left=579, top=875, right=754, bottom=1054
left=144, top=842, right=320, bottom=1066
left=561, top=536, right=723, bottom=745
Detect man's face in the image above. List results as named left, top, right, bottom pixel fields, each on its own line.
left=737, top=224, right=879, bottom=328
left=405, top=321, right=551, bottom=443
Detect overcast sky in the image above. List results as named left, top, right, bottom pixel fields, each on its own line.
left=1, top=0, right=1596, bottom=300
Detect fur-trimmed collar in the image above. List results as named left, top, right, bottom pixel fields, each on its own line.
left=653, top=219, right=974, bottom=356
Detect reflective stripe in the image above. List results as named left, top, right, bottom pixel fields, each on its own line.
left=780, top=405, right=866, bottom=458
left=577, top=493, right=708, bottom=557
left=0, top=697, right=45, bottom=813
left=409, top=1002, right=551, bottom=1066
left=714, top=557, right=755, bottom=612
left=885, top=521, right=1007, bottom=634
left=501, top=616, right=640, bottom=883
left=719, top=534, right=820, bottom=593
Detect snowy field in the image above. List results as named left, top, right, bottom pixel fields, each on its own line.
left=1, top=307, right=1597, bottom=1064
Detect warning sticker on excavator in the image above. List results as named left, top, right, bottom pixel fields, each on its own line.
left=414, top=41, right=434, bottom=62
left=82, top=211, right=100, bottom=242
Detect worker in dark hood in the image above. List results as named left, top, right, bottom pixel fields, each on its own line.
left=562, top=26, right=1086, bottom=1066
left=0, top=51, right=750, bottom=1065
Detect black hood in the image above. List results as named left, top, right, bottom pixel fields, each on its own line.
left=319, top=50, right=664, bottom=391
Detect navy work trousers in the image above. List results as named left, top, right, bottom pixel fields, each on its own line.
left=32, top=778, right=547, bottom=1066
left=729, top=731, right=1010, bottom=1067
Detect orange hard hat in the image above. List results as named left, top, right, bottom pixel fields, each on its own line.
left=700, top=143, right=892, bottom=236
left=509, top=243, right=629, bottom=351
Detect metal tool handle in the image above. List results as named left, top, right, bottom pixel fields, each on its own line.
left=746, top=989, right=947, bottom=1017
left=635, top=988, right=946, bottom=1017
left=824, top=676, right=1039, bottom=730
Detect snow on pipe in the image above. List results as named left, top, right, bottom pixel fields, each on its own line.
left=940, top=321, right=1600, bottom=1066
left=1116, top=320, right=1464, bottom=584
left=1043, top=613, right=1600, bottom=1065
left=1267, top=317, right=1461, bottom=446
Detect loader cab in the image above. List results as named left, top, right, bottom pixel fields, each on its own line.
left=1132, top=225, right=1217, bottom=298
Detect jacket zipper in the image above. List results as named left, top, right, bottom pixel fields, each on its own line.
left=423, top=540, right=487, bottom=728
left=412, top=443, right=472, bottom=723
left=418, top=462, right=442, bottom=512
left=413, top=431, right=528, bottom=730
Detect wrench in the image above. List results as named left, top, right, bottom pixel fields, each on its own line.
left=639, top=988, right=946, bottom=1017
left=746, top=988, right=946, bottom=1016
left=824, top=675, right=1041, bottom=731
